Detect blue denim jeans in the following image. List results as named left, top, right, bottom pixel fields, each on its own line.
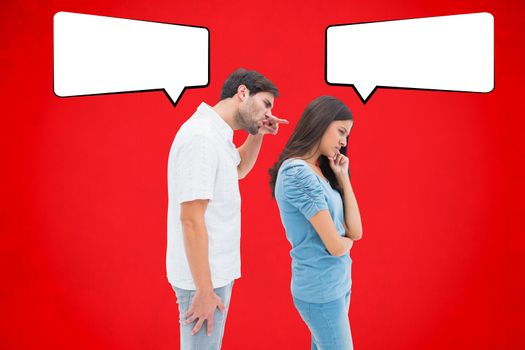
left=293, top=290, right=353, bottom=350
left=172, top=282, right=234, bottom=350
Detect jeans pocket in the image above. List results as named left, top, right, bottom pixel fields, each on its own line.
left=173, top=287, right=196, bottom=323
left=186, top=290, right=197, bottom=316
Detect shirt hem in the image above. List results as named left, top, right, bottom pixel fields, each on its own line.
left=291, top=285, right=352, bottom=304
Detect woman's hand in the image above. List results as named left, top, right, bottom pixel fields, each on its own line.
left=328, top=151, right=350, bottom=184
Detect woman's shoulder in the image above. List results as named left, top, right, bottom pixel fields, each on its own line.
left=280, top=158, right=308, bottom=171
left=279, top=159, right=321, bottom=187
left=278, top=158, right=326, bottom=206
left=278, top=158, right=311, bottom=178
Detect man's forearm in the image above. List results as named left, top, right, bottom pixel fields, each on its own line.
left=237, top=134, right=264, bottom=179
left=181, top=219, right=213, bottom=291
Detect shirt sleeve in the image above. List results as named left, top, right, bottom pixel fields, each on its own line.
left=172, top=134, right=218, bottom=204
left=282, top=163, right=328, bottom=220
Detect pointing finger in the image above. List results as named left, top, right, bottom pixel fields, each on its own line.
left=267, top=115, right=289, bottom=125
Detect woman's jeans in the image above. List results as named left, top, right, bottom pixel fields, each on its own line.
left=172, top=282, right=234, bottom=350
left=293, top=290, right=353, bottom=350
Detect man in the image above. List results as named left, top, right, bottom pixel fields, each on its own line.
left=167, top=68, right=287, bottom=349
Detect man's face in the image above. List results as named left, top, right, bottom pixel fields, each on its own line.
left=236, top=91, right=275, bottom=135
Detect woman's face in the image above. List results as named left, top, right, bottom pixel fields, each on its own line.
left=318, top=120, right=353, bottom=158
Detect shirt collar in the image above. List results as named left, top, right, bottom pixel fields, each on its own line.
left=197, top=102, right=234, bottom=142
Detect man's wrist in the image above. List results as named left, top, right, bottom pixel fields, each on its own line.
left=196, top=288, right=214, bottom=296
left=194, top=279, right=214, bottom=293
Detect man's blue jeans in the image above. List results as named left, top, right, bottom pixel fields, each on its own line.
left=293, top=290, right=353, bottom=350
left=172, top=282, right=234, bottom=350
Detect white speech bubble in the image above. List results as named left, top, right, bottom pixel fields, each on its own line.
left=53, top=12, right=209, bottom=106
left=326, top=12, right=494, bottom=103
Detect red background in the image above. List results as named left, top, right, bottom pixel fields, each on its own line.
left=2, top=0, right=525, bottom=349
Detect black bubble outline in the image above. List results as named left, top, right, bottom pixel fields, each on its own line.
left=52, top=11, right=210, bottom=108
left=324, top=12, right=495, bottom=105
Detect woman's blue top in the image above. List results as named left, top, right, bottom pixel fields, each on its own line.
left=275, top=158, right=351, bottom=303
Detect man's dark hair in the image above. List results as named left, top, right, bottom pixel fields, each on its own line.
left=220, top=68, right=279, bottom=100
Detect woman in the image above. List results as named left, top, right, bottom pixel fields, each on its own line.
left=269, top=96, right=363, bottom=350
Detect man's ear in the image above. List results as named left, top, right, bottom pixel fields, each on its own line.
left=237, top=84, right=249, bottom=102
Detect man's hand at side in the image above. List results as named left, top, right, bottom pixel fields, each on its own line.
left=180, top=199, right=225, bottom=336
left=184, top=289, right=226, bottom=336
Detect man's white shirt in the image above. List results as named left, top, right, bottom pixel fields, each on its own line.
left=167, top=103, right=241, bottom=290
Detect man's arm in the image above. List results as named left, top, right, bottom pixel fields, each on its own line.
left=180, top=199, right=225, bottom=336
left=180, top=199, right=213, bottom=291
left=237, top=134, right=264, bottom=179
left=237, top=115, right=289, bottom=179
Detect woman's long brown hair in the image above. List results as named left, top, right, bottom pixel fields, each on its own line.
left=269, top=96, right=353, bottom=197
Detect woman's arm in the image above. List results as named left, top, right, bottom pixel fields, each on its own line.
left=309, top=210, right=354, bottom=256
left=339, top=179, right=363, bottom=240
left=330, top=153, right=363, bottom=241
left=281, top=161, right=354, bottom=256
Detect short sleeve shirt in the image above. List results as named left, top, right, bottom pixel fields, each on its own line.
left=167, top=103, right=241, bottom=290
left=275, top=159, right=352, bottom=303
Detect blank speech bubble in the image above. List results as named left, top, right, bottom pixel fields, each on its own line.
left=54, top=12, right=209, bottom=106
left=326, top=12, right=494, bottom=103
